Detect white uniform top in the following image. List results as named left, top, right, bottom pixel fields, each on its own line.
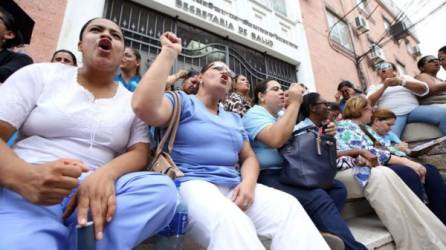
left=367, top=75, right=429, bottom=116
left=0, top=63, right=149, bottom=169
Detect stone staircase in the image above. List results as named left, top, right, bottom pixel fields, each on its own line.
left=136, top=199, right=396, bottom=250
left=343, top=199, right=394, bottom=250
left=136, top=193, right=397, bottom=250
left=347, top=215, right=394, bottom=250
left=136, top=120, right=446, bottom=250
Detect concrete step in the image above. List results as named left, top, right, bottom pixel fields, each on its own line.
left=347, top=214, right=395, bottom=250
left=136, top=213, right=395, bottom=250
left=342, top=198, right=374, bottom=220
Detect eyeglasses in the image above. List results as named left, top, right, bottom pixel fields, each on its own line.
left=206, top=62, right=236, bottom=78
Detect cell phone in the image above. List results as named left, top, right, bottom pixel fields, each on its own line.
left=321, top=121, right=329, bottom=134
left=76, top=221, right=96, bottom=250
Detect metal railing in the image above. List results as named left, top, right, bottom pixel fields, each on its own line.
left=104, top=0, right=298, bottom=89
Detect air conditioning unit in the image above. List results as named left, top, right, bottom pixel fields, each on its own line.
left=411, top=45, right=421, bottom=57
left=355, top=16, right=369, bottom=33
left=389, top=21, right=409, bottom=40
left=368, top=45, right=385, bottom=63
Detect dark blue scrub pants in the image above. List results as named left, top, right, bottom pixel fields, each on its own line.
left=258, top=169, right=367, bottom=250
left=388, top=164, right=446, bottom=225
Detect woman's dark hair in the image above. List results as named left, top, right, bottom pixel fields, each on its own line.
left=184, top=70, right=199, bottom=80
left=439, top=46, right=446, bottom=54
left=78, top=18, right=124, bottom=42
left=51, top=49, right=78, bottom=66
left=0, top=7, right=23, bottom=49
left=254, top=78, right=275, bottom=104
left=126, top=47, right=141, bottom=76
left=417, top=55, right=434, bottom=71
left=328, top=102, right=340, bottom=111
left=298, top=93, right=320, bottom=122
left=337, top=80, right=354, bottom=91
left=337, top=80, right=362, bottom=94
left=79, top=18, right=99, bottom=41
left=231, top=74, right=246, bottom=92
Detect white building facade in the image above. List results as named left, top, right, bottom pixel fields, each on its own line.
left=58, top=0, right=315, bottom=89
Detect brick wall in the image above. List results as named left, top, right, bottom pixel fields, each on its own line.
left=300, top=0, right=420, bottom=100
left=15, top=0, right=68, bottom=63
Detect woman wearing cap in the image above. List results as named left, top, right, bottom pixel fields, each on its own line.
left=415, top=55, right=446, bottom=97
left=224, top=74, right=253, bottom=117
left=367, top=61, right=446, bottom=137
left=133, top=32, right=329, bottom=249
left=0, top=1, right=33, bottom=83
left=0, top=18, right=177, bottom=249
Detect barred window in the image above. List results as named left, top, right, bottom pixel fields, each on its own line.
left=356, top=0, right=369, bottom=13
left=273, top=0, right=287, bottom=16
left=326, top=10, right=354, bottom=51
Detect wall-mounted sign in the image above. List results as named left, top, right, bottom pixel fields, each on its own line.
left=175, top=0, right=298, bottom=49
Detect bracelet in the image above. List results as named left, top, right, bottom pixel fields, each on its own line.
left=401, top=78, right=407, bottom=87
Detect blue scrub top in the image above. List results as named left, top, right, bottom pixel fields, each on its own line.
left=165, top=91, right=245, bottom=187
left=114, top=74, right=141, bottom=92
left=243, top=105, right=284, bottom=170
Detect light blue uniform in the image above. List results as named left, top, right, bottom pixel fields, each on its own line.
left=242, top=105, right=283, bottom=170
left=165, top=91, right=245, bottom=187
left=0, top=172, right=176, bottom=250
left=0, top=63, right=177, bottom=250
left=114, top=74, right=141, bottom=92
left=6, top=132, right=16, bottom=146
left=382, top=131, right=402, bottom=144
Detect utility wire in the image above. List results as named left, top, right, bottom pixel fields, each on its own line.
left=382, top=1, right=443, bottom=44
left=372, top=0, right=430, bottom=43
left=327, top=0, right=366, bottom=40
left=326, top=0, right=367, bottom=61
left=357, top=0, right=446, bottom=62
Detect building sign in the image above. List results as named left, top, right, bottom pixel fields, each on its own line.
left=175, top=0, right=298, bottom=49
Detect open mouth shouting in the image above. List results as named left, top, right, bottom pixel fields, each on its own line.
left=98, top=38, right=112, bottom=53
left=220, top=74, right=230, bottom=85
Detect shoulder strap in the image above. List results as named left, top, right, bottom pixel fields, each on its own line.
left=154, top=91, right=182, bottom=157
left=358, top=124, right=384, bottom=148
left=294, top=125, right=318, bottom=135
left=167, top=92, right=181, bottom=153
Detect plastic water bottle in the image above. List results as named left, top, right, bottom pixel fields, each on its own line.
left=154, top=180, right=188, bottom=250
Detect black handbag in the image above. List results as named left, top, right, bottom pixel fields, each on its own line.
left=279, top=126, right=337, bottom=189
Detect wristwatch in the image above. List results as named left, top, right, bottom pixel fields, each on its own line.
left=400, top=78, right=407, bottom=87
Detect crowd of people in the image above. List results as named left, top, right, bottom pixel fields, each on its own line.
left=1, top=2, right=446, bottom=249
